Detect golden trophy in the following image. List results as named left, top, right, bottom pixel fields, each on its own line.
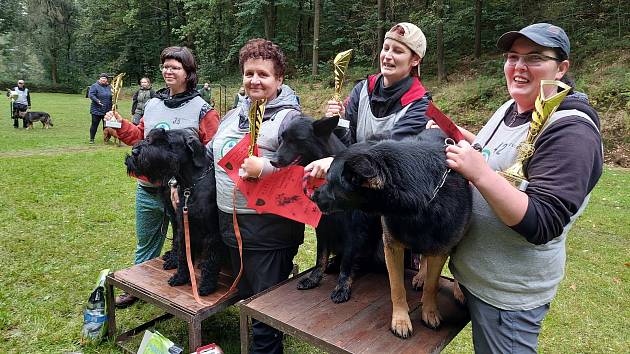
left=332, top=49, right=353, bottom=128
left=105, top=73, right=125, bottom=128
left=498, top=80, right=571, bottom=191
left=248, top=99, right=266, bottom=157
left=238, top=99, right=266, bottom=178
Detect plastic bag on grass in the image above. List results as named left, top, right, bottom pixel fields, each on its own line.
left=80, top=268, right=110, bottom=344
left=137, top=329, right=183, bottom=354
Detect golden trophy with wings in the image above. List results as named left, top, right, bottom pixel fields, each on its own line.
left=331, top=49, right=353, bottom=128
left=498, top=80, right=571, bottom=191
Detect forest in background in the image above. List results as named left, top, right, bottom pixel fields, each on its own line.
left=0, top=0, right=628, bottom=88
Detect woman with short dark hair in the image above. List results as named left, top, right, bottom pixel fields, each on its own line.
left=87, top=73, right=112, bottom=143
left=105, top=46, right=220, bottom=308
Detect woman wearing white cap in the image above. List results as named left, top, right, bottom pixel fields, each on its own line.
left=306, top=22, right=432, bottom=176
left=437, top=23, right=603, bottom=353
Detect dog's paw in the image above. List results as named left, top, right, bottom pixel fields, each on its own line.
left=421, top=301, right=442, bottom=330
left=390, top=311, right=413, bottom=339
left=411, top=271, right=425, bottom=290
left=162, top=252, right=177, bottom=270
left=297, top=276, right=320, bottom=290
left=330, top=284, right=351, bottom=303
left=453, top=281, right=466, bottom=305
left=168, top=273, right=189, bottom=287
left=198, top=282, right=218, bottom=296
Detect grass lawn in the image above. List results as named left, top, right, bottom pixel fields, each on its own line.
left=0, top=93, right=628, bottom=353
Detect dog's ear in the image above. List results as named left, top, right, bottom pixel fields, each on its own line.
left=312, top=116, right=339, bottom=137
left=345, top=154, right=384, bottom=189
left=184, top=132, right=207, bottom=168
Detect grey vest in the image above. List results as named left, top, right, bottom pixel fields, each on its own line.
left=355, top=83, right=411, bottom=142
left=135, top=89, right=152, bottom=115
left=141, top=96, right=206, bottom=138
left=13, top=87, right=28, bottom=105
left=213, top=108, right=294, bottom=214
left=449, top=100, right=600, bottom=310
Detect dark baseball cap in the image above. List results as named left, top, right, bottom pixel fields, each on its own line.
left=497, top=23, right=570, bottom=58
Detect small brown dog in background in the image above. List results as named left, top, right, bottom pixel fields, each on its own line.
left=103, top=127, right=122, bottom=146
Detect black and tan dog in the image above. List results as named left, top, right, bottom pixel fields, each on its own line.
left=273, top=115, right=385, bottom=303
left=24, top=111, right=53, bottom=129
left=313, top=128, right=472, bottom=338
left=124, top=128, right=224, bottom=296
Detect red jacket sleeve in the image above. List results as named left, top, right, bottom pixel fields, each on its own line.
left=198, top=109, right=220, bottom=145
left=116, top=118, right=145, bottom=146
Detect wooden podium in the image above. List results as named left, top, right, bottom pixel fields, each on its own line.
left=105, top=258, right=239, bottom=352
left=239, top=268, right=469, bottom=354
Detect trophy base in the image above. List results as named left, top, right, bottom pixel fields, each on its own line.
left=497, top=171, right=529, bottom=191
left=105, top=120, right=122, bottom=128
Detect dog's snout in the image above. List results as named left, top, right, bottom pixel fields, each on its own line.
left=131, top=147, right=140, bottom=157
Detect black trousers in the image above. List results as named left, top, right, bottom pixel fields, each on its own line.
left=12, top=103, right=27, bottom=128
left=228, top=246, right=299, bottom=354
left=89, top=114, right=105, bottom=140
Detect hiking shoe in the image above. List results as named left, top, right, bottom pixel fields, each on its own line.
left=89, top=140, right=95, bottom=144
left=115, top=292, right=138, bottom=308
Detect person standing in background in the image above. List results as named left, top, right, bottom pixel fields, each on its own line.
left=88, top=73, right=113, bottom=144
left=7, top=80, right=31, bottom=129
left=198, top=82, right=213, bottom=107
left=131, top=77, right=155, bottom=125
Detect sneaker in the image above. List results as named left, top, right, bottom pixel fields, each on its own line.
left=89, top=140, right=95, bottom=144
left=115, top=292, right=138, bottom=308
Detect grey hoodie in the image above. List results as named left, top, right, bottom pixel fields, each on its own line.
left=211, top=84, right=302, bottom=214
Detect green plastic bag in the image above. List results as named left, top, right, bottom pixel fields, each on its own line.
left=137, top=330, right=183, bottom=354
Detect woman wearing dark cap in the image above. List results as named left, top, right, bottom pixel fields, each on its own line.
left=306, top=22, right=432, bottom=176
left=87, top=73, right=113, bottom=143
left=104, top=46, right=220, bottom=308
left=435, top=23, right=603, bottom=353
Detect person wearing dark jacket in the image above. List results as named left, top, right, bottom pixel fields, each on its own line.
left=305, top=22, right=431, bottom=177
left=131, top=77, right=156, bottom=125
left=435, top=23, right=603, bottom=353
left=7, top=80, right=31, bottom=128
left=88, top=73, right=113, bottom=143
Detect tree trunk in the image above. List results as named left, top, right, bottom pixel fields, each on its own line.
left=312, top=0, right=320, bottom=76
left=298, top=0, right=304, bottom=61
left=165, top=0, right=172, bottom=45
left=474, top=0, right=482, bottom=59
left=264, top=0, right=277, bottom=40
left=376, top=0, right=386, bottom=71
left=436, top=0, right=447, bottom=83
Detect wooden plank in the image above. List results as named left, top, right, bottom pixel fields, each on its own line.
left=241, top=268, right=469, bottom=354
left=110, top=258, right=237, bottom=316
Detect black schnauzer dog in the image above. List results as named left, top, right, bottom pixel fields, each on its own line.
left=125, top=128, right=224, bottom=296
left=24, top=112, right=53, bottom=129
left=312, top=128, right=472, bottom=337
left=273, top=115, right=384, bottom=303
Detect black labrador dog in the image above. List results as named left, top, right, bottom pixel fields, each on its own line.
left=24, top=112, right=53, bottom=129
left=273, top=115, right=384, bottom=303
left=124, top=128, right=224, bottom=296
left=313, top=128, right=472, bottom=337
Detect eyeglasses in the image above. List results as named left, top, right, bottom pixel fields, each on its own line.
left=159, top=64, right=184, bottom=73
left=503, top=52, right=561, bottom=66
